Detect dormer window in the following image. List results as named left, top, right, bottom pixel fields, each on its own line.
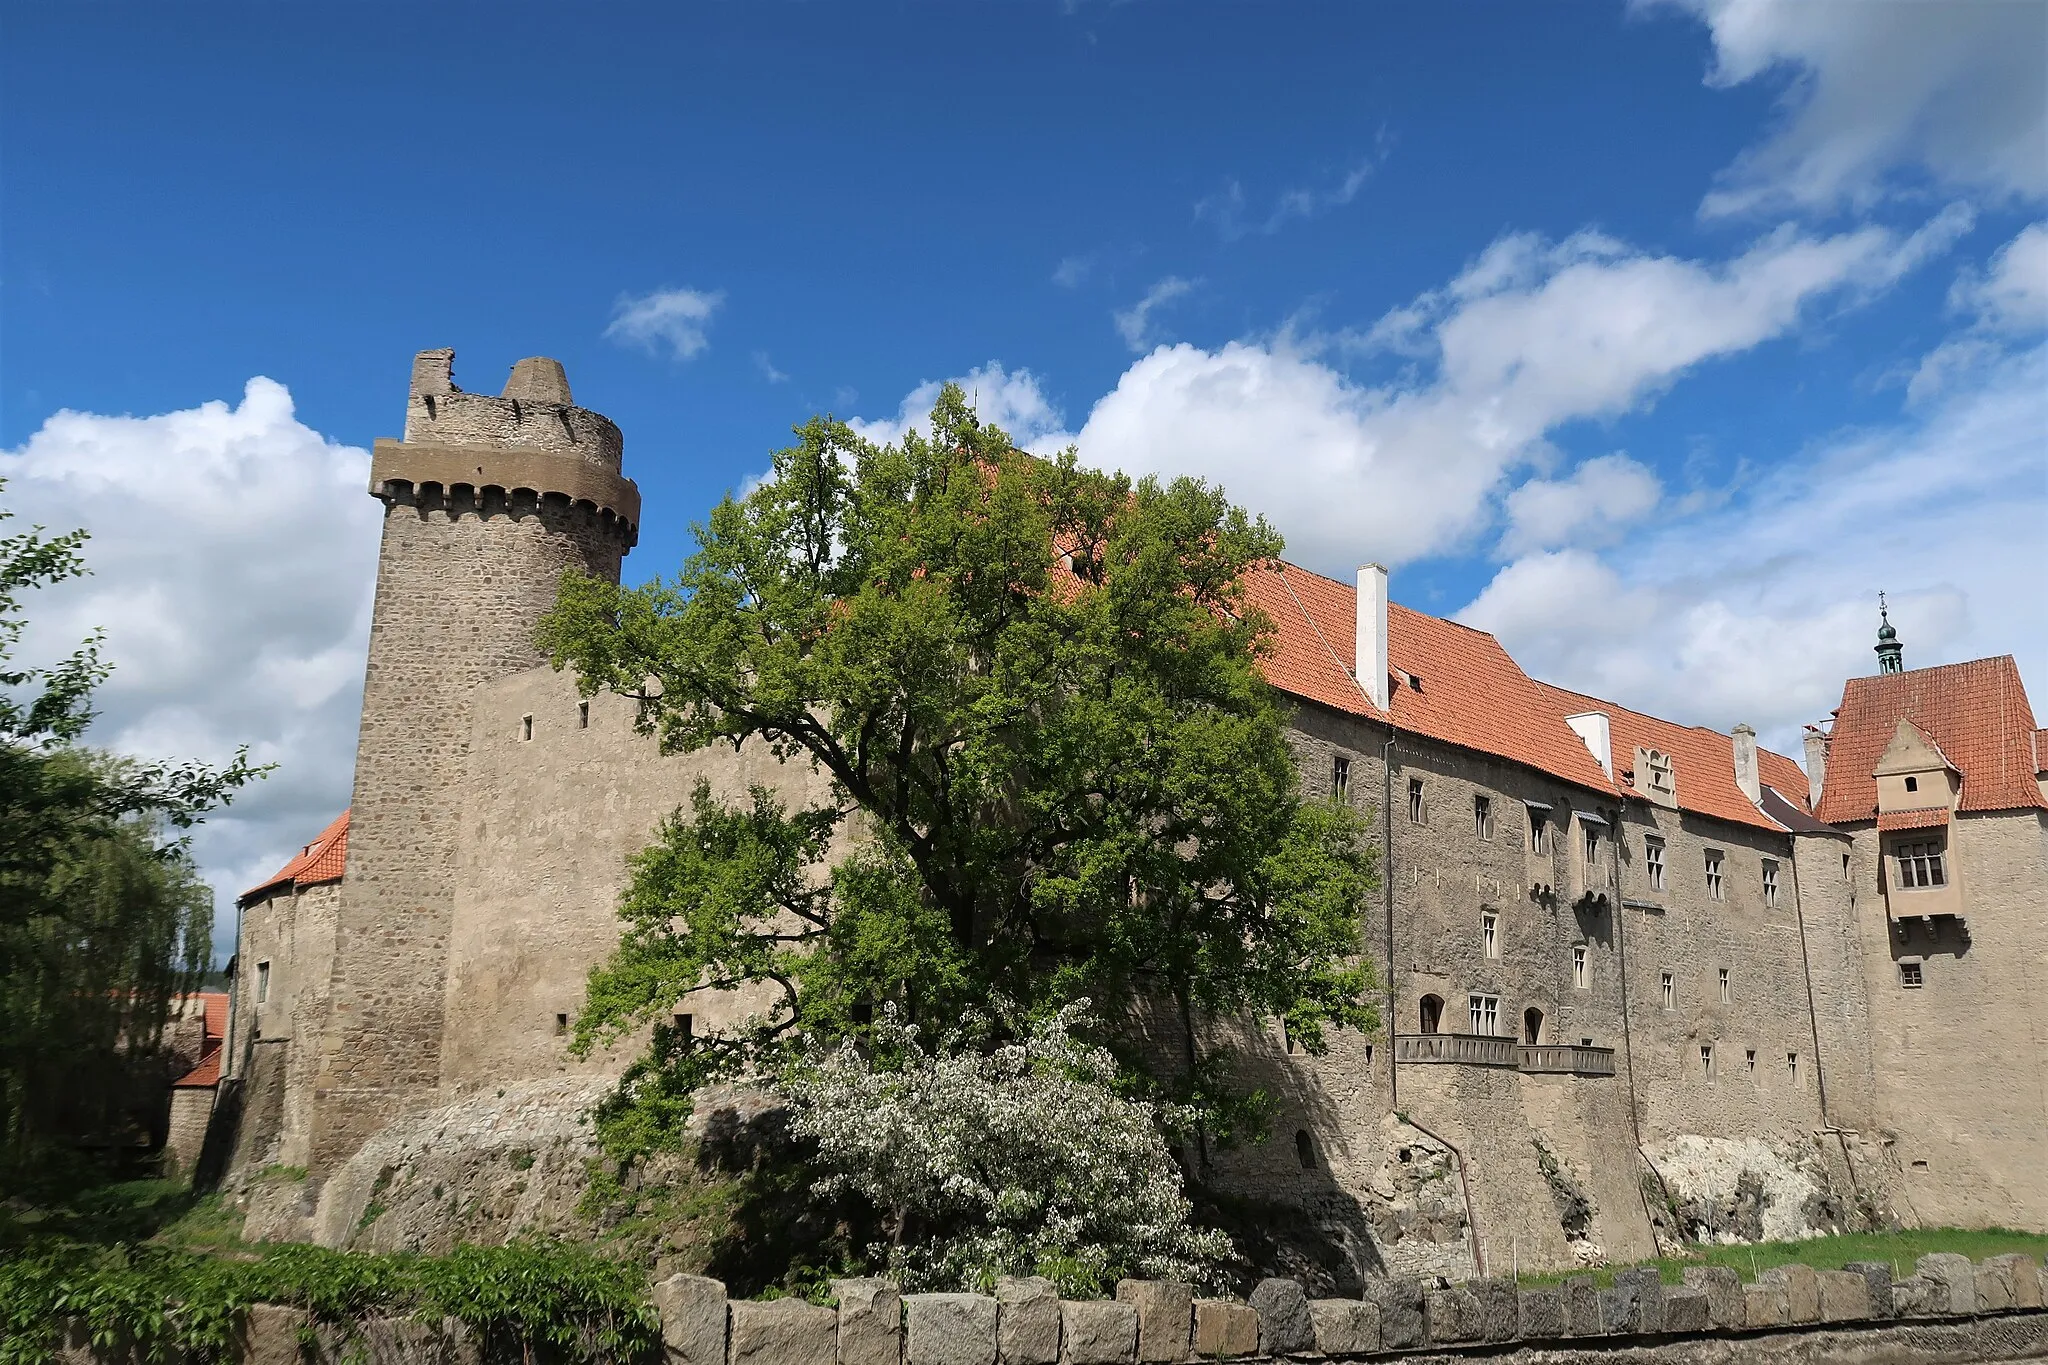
left=1904, top=776, right=1918, bottom=793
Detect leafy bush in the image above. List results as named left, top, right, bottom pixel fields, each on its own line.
left=777, top=1003, right=1232, bottom=1296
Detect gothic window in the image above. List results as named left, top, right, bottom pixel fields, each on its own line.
left=1762, top=860, right=1780, bottom=908
left=1660, top=972, right=1675, bottom=1010
left=1523, top=1007, right=1544, bottom=1045
left=1482, top=912, right=1499, bottom=959
left=1474, top=794, right=1493, bottom=840
left=1700, top=1044, right=1715, bottom=1077
left=1646, top=838, right=1666, bottom=891
left=1408, top=778, right=1426, bottom=824
left=1719, top=968, right=1731, bottom=1003
left=1705, top=851, right=1725, bottom=900
left=1572, top=945, right=1588, bottom=989
left=1418, top=994, right=1443, bottom=1035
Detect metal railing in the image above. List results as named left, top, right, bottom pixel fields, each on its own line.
left=1392, top=1034, right=1617, bottom=1076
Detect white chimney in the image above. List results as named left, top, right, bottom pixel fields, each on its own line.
left=1356, top=563, right=1389, bottom=712
left=1565, top=711, right=1614, bottom=780
left=1802, top=725, right=1828, bottom=805
left=1732, top=723, right=1761, bottom=805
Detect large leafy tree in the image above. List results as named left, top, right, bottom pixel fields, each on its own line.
left=542, top=387, right=1378, bottom=1158
left=1, top=481, right=262, bottom=1184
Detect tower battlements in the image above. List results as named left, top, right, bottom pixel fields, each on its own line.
left=372, top=349, right=639, bottom=543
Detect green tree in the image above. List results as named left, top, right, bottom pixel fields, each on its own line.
left=0, top=481, right=263, bottom=1184
left=542, top=387, right=1378, bottom=1158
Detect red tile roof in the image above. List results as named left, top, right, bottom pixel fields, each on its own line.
left=1816, top=657, right=2046, bottom=824
left=241, top=810, right=349, bottom=904
left=1244, top=563, right=1619, bottom=796
left=1878, top=807, right=1951, bottom=831
left=1532, top=681, right=1810, bottom=833
left=172, top=991, right=229, bottom=1089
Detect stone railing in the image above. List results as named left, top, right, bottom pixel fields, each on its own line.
left=203, top=1252, right=2047, bottom=1364
left=1392, top=1032, right=1518, bottom=1068
left=1516, top=1043, right=1617, bottom=1076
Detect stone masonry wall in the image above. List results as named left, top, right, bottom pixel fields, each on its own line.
left=304, top=354, right=634, bottom=1176
left=1852, top=808, right=2048, bottom=1229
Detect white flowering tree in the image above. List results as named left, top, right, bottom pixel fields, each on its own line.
left=777, top=1003, right=1232, bottom=1295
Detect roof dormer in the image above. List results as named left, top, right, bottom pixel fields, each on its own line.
left=1873, top=718, right=1959, bottom=813
left=1632, top=745, right=1678, bottom=810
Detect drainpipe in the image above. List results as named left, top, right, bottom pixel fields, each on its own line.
left=1787, top=838, right=1864, bottom=1210
left=1399, top=1111, right=1485, bottom=1278
left=1382, top=728, right=1398, bottom=1110
left=1611, top=802, right=1676, bottom=1241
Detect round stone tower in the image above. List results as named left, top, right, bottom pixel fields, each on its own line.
left=307, top=348, right=638, bottom=1173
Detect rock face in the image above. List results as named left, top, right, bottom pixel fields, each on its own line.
left=1642, top=1135, right=1837, bottom=1244
left=309, top=1077, right=610, bottom=1250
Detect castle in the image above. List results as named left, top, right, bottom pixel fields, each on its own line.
left=219, top=350, right=2048, bottom=1276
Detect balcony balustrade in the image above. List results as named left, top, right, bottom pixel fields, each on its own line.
left=1391, top=1034, right=1616, bottom=1076
left=1515, top=1042, right=1617, bottom=1076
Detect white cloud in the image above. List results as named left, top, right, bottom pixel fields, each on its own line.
left=1500, top=453, right=1663, bottom=555
left=1651, top=0, right=2048, bottom=216
left=1113, top=276, right=1197, bottom=352
left=848, top=362, right=1074, bottom=455
left=604, top=286, right=725, bottom=361
left=1950, top=221, right=2048, bottom=333
left=1195, top=146, right=1385, bottom=241
left=1461, top=341, right=2048, bottom=751
left=1052, top=255, right=1094, bottom=289
left=1, top=379, right=380, bottom=956
left=1074, top=214, right=1965, bottom=570
left=753, top=351, right=791, bottom=384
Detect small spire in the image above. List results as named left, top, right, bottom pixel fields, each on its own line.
left=1875, top=592, right=1904, bottom=674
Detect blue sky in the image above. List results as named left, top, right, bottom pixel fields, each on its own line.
left=2, top=1, right=2043, bottom=946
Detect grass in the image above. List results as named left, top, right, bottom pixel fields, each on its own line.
left=0, top=1177, right=249, bottom=1253
left=1517, top=1227, right=2048, bottom=1288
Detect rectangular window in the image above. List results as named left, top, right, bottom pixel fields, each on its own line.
left=577, top=699, right=590, bottom=729
left=1787, top=1052, right=1801, bottom=1086
left=255, top=960, right=271, bottom=1004
left=1474, top=794, right=1493, bottom=840
left=1895, top=840, right=1947, bottom=889
left=672, top=1012, right=694, bottom=1044
left=1646, top=838, right=1666, bottom=891
left=1705, top=851, right=1725, bottom=900
left=1572, top=945, right=1588, bottom=989
left=1719, top=968, right=1731, bottom=1004
left=1700, top=1044, right=1714, bottom=1077
left=1584, top=824, right=1600, bottom=867
left=1529, top=809, right=1547, bottom=853
left=521, top=714, right=534, bottom=742
left=554, top=1012, right=569, bottom=1036
left=1900, top=961, right=1924, bottom=989
left=1762, top=861, right=1779, bottom=908
left=1842, top=852, right=1852, bottom=881
left=1660, top=972, right=1675, bottom=1011
left=1332, top=755, right=1349, bottom=802
left=1745, top=1049, right=1757, bottom=1074
left=1408, top=778, right=1425, bottom=824
left=1482, top=912, right=1499, bottom=958
left=1468, top=994, right=1500, bottom=1037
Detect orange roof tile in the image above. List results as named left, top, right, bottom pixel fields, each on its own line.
left=240, top=810, right=350, bottom=904
left=1878, top=807, right=1951, bottom=831
left=172, top=991, right=229, bottom=1089
left=1816, top=657, right=2046, bottom=824
left=174, top=1042, right=223, bottom=1089
left=1532, top=681, right=1809, bottom=833
left=1244, top=563, right=1620, bottom=796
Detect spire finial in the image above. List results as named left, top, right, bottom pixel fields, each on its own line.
left=1875, top=592, right=1904, bottom=673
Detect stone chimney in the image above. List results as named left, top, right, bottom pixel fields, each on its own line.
left=1803, top=725, right=1829, bottom=805
left=1732, top=723, right=1761, bottom=806
left=1356, top=563, right=1389, bottom=712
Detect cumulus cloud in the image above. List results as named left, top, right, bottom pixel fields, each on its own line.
left=604, top=286, right=725, bottom=361
left=848, top=361, right=1074, bottom=455
left=1074, top=214, right=1966, bottom=571
left=1, top=379, right=380, bottom=955
left=1461, top=341, right=2048, bottom=751
left=1113, top=276, right=1197, bottom=352
left=1499, top=454, right=1663, bottom=556
left=1650, top=0, right=2048, bottom=216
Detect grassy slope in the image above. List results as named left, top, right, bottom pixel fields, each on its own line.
left=1519, top=1227, right=2048, bottom=1288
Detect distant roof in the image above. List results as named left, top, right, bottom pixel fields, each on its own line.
left=1816, top=657, right=2046, bottom=824
left=1245, top=562, right=1619, bottom=794
left=241, top=809, right=350, bottom=905
left=172, top=991, right=229, bottom=1090
left=1534, top=681, right=1810, bottom=833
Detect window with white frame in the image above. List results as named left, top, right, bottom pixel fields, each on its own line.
left=1468, top=994, right=1500, bottom=1036
left=1646, top=838, right=1666, bottom=891
left=1899, top=961, right=1923, bottom=989
left=1474, top=794, right=1493, bottom=840
left=256, top=960, right=271, bottom=1004
left=1787, top=1052, right=1801, bottom=1086
left=1332, top=755, right=1349, bottom=803
left=1762, top=860, right=1779, bottom=908
left=1572, top=944, right=1588, bottom=989
left=1894, top=839, right=1947, bottom=889
left=1705, top=851, right=1725, bottom=900
left=1408, top=777, right=1425, bottom=824
left=1718, top=967, right=1731, bottom=1004
left=1700, top=1043, right=1714, bottom=1077
left=1482, top=912, right=1500, bottom=958
left=1660, top=971, right=1675, bottom=1010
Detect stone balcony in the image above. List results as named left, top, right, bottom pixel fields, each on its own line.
left=1393, top=1033, right=1616, bottom=1076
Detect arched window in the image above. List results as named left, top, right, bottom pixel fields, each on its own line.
left=1295, top=1129, right=1317, bottom=1170
left=1419, top=994, right=1443, bottom=1035
left=1524, top=1007, right=1544, bottom=1045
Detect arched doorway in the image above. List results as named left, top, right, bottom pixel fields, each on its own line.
left=1524, top=1007, right=1544, bottom=1045
left=1419, top=994, right=1443, bottom=1034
